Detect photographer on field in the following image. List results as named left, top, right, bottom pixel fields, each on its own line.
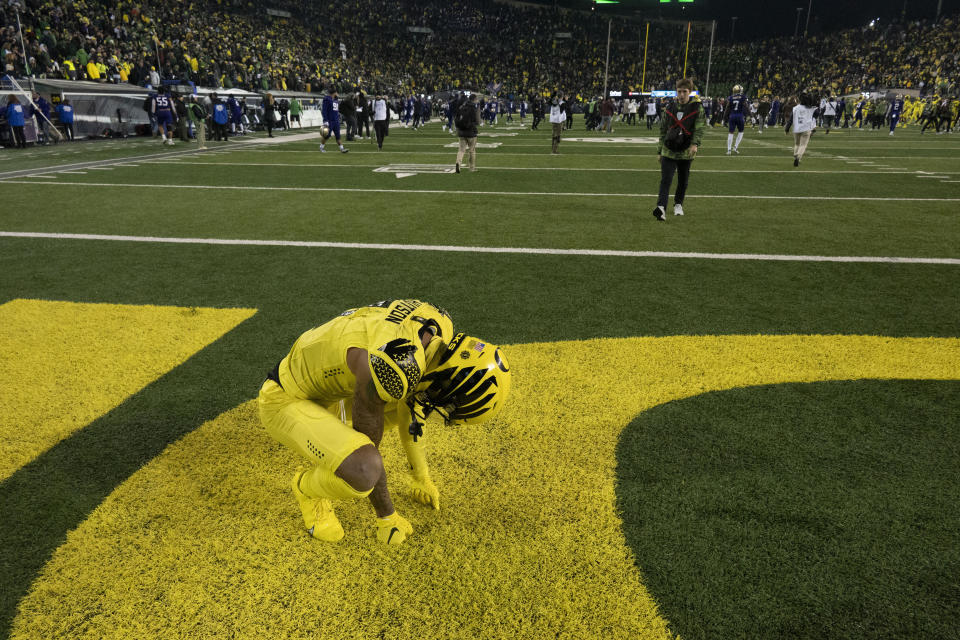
left=652, top=78, right=704, bottom=221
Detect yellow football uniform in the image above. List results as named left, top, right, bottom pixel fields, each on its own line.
left=258, top=299, right=452, bottom=499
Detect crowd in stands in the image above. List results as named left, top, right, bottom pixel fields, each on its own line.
left=1, top=0, right=958, bottom=100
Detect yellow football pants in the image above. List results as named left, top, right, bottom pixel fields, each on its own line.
left=258, top=379, right=373, bottom=500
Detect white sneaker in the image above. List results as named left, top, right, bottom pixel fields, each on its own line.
left=733, top=148, right=739, bottom=154
left=674, top=203, right=684, bottom=216
left=726, top=149, right=732, bottom=155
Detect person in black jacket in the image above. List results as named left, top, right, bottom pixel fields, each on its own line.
left=341, top=92, right=357, bottom=141
left=263, top=93, right=277, bottom=137
left=454, top=93, right=480, bottom=173
left=174, top=94, right=190, bottom=141
left=356, top=92, right=371, bottom=140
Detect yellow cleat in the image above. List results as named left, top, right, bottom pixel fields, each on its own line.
left=291, top=471, right=344, bottom=542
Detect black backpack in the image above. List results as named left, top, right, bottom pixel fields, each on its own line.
left=190, top=102, right=207, bottom=120
left=663, top=103, right=697, bottom=152
left=455, top=102, right=475, bottom=130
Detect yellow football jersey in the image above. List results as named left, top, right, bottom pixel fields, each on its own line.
left=277, top=300, right=452, bottom=404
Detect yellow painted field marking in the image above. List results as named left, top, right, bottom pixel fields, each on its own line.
left=0, top=299, right=255, bottom=481
left=11, top=335, right=960, bottom=639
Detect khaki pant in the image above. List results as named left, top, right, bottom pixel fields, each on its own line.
left=194, top=120, right=206, bottom=148
left=551, top=122, right=563, bottom=153
left=457, top=136, right=477, bottom=170
left=793, top=130, right=812, bottom=160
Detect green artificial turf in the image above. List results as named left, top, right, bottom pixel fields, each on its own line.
left=1, top=119, right=958, bottom=639
left=615, top=379, right=960, bottom=640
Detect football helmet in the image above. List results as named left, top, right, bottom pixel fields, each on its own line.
left=320, top=124, right=331, bottom=138
left=733, top=84, right=743, bottom=94
left=410, top=333, right=511, bottom=429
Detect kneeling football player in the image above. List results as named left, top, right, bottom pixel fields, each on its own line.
left=258, top=300, right=511, bottom=545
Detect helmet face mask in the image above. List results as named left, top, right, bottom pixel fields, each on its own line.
left=733, top=84, right=743, bottom=94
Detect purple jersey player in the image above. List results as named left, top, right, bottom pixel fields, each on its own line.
left=725, top=84, right=748, bottom=155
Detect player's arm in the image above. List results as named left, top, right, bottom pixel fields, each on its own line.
left=345, top=347, right=394, bottom=517
left=396, top=404, right=440, bottom=509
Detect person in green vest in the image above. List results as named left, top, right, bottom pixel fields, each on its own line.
left=187, top=95, right=208, bottom=149
left=289, top=97, right=302, bottom=128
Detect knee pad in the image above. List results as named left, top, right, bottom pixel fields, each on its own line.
left=301, top=464, right=373, bottom=501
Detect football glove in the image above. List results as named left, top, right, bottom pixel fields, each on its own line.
left=410, top=473, right=440, bottom=510
left=376, top=511, right=413, bottom=546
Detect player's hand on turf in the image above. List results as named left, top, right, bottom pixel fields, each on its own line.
left=376, top=511, right=413, bottom=546
left=410, top=473, right=440, bottom=510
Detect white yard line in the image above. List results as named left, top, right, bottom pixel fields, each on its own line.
left=1, top=179, right=958, bottom=201
left=1, top=231, right=956, bottom=265
left=141, top=160, right=957, bottom=175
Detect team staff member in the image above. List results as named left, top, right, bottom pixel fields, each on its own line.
left=356, top=92, right=371, bottom=140
left=289, top=97, right=302, bottom=128
left=187, top=95, right=207, bottom=149
left=549, top=94, right=566, bottom=154
left=454, top=92, right=480, bottom=172
left=263, top=93, right=277, bottom=138
left=57, top=99, right=75, bottom=141
left=653, top=78, right=704, bottom=221
left=5, top=95, right=27, bottom=148
left=320, top=87, right=348, bottom=153
left=373, top=94, right=392, bottom=150
left=210, top=93, right=229, bottom=141
left=30, top=92, right=52, bottom=144
left=258, top=299, right=510, bottom=545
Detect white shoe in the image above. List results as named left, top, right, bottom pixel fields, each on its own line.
left=674, top=203, right=684, bottom=216
left=726, top=149, right=732, bottom=155
left=733, top=148, right=739, bottom=154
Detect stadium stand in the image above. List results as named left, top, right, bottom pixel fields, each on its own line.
left=1, top=0, right=957, bottom=99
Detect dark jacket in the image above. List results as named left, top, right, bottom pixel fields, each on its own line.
left=456, top=102, right=481, bottom=138
left=657, top=96, right=705, bottom=161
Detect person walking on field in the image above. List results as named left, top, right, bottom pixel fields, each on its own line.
left=791, top=92, right=818, bottom=166
left=549, top=94, right=566, bottom=154
left=652, top=78, right=704, bottom=221
left=454, top=93, right=480, bottom=173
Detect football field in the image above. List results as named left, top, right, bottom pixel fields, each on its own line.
left=1, top=119, right=959, bottom=639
